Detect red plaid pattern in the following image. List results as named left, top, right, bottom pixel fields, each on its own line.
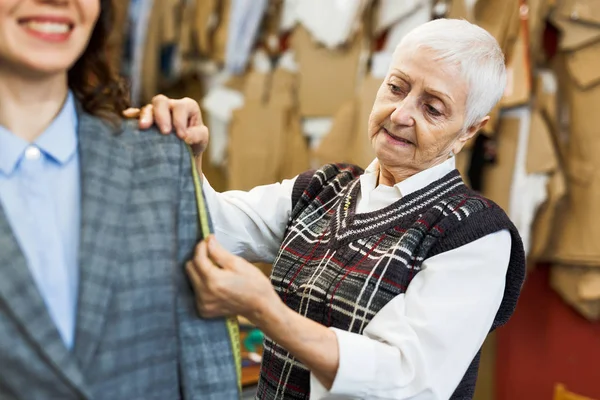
left=256, top=164, right=526, bottom=400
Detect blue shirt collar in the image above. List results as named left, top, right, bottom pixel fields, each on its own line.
left=0, top=92, right=78, bottom=175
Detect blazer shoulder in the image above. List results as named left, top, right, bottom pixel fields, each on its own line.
left=115, top=119, right=191, bottom=165
left=118, top=119, right=185, bottom=148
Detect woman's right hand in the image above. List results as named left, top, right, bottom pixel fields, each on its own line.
left=123, top=95, right=209, bottom=155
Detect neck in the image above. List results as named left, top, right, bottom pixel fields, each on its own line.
left=378, top=154, right=451, bottom=186
left=378, top=167, right=412, bottom=187
left=0, top=67, right=69, bottom=142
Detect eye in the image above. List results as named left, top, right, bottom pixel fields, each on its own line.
left=425, top=104, right=442, bottom=116
left=388, top=84, right=403, bottom=94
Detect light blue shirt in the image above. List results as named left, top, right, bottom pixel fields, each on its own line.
left=0, top=93, right=80, bottom=349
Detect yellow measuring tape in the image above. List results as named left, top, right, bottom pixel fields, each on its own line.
left=187, top=146, right=243, bottom=395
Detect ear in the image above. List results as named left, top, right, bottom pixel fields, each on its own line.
left=463, top=116, right=490, bottom=141
left=451, top=116, right=490, bottom=154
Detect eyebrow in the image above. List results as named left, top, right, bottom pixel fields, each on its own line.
left=425, top=88, right=454, bottom=105
left=393, top=70, right=411, bottom=82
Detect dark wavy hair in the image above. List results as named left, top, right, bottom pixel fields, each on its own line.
left=68, top=0, right=130, bottom=122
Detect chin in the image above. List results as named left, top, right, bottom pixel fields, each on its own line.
left=374, top=145, right=398, bottom=165
left=373, top=132, right=399, bottom=152
left=14, top=54, right=78, bottom=78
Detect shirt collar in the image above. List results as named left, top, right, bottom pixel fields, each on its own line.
left=0, top=92, right=78, bottom=175
left=360, top=156, right=457, bottom=198
left=0, top=128, right=27, bottom=176
left=36, top=92, right=78, bottom=165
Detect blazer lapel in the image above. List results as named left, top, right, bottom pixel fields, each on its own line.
left=72, top=110, right=133, bottom=371
left=0, top=182, right=89, bottom=398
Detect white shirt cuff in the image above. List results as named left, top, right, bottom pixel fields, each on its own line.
left=310, top=328, right=378, bottom=399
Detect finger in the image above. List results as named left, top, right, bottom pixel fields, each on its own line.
left=206, top=236, right=238, bottom=271
left=194, top=240, right=218, bottom=278
left=186, top=261, right=219, bottom=317
left=123, top=108, right=141, bottom=118
left=186, top=261, right=204, bottom=291
left=151, top=95, right=172, bottom=134
left=187, top=126, right=209, bottom=147
left=199, top=303, right=226, bottom=319
left=139, top=105, right=154, bottom=129
left=170, top=99, right=190, bottom=142
left=181, top=97, right=204, bottom=127
left=186, top=262, right=205, bottom=312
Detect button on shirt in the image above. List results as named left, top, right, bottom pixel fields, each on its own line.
left=0, top=93, right=80, bottom=348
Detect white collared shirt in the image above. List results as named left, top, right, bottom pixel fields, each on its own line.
left=356, top=157, right=459, bottom=213
left=202, top=158, right=511, bottom=399
left=0, top=93, right=80, bottom=349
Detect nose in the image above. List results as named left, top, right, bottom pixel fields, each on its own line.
left=390, top=98, right=415, bottom=127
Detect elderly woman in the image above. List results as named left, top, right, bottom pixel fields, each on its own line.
left=141, top=18, right=525, bottom=400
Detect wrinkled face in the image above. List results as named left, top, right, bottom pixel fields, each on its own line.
left=369, top=41, right=481, bottom=175
left=0, top=0, right=100, bottom=78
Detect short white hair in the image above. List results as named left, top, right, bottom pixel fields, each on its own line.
left=396, top=18, right=507, bottom=130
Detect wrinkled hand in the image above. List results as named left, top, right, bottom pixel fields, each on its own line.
left=123, top=95, right=209, bottom=155
left=186, top=236, right=279, bottom=320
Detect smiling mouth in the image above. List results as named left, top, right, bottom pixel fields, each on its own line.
left=18, top=17, right=75, bottom=37
left=383, top=128, right=414, bottom=145
left=24, top=21, right=72, bottom=34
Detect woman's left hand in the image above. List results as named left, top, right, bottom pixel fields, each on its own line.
left=189, top=237, right=340, bottom=390
left=123, top=95, right=207, bottom=151
left=186, top=235, right=280, bottom=319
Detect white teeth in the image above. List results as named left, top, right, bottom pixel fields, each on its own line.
left=25, top=21, right=70, bottom=34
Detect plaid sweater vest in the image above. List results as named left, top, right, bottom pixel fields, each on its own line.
left=256, top=164, right=526, bottom=400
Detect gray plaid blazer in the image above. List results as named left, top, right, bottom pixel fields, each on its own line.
left=0, top=107, right=238, bottom=399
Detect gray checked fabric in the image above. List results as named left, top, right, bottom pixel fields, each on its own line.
left=0, top=105, right=238, bottom=399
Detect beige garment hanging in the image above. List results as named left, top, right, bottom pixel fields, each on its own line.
left=555, top=0, right=600, bottom=27
left=312, top=74, right=380, bottom=170
left=446, top=0, right=474, bottom=21
left=348, top=76, right=381, bottom=169
left=481, top=116, right=520, bottom=212
left=193, top=0, right=219, bottom=56
left=212, top=0, right=233, bottom=64
left=551, top=265, right=600, bottom=321
left=313, top=99, right=359, bottom=166
left=291, top=25, right=367, bottom=117
left=551, top=38, right=600, bottom=266
left=474, top=0, right=521, bottom=136
left=228, top=102, right=287, bottom=190
left=227, top=67, right=310, bottom=190
left=139, top=0, right=179, bottom=105
left=526, top=0, right=555, bottom=65
left=474, top=0, right=521, bottom=57
left=272, top=69, right=311, bottom=181
left=527, top=108, right=566, bottom=263
left=500, top=22, right=531, bottom=109
left=551, top=13, right=600, bottom=52
left=107, top=0, right=131, bottom=72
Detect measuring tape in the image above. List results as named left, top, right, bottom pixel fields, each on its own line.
left=187, top=145, right=243, bottom=396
